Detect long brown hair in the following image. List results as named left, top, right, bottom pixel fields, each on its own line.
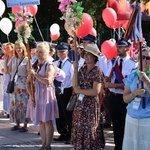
left=14, top=41, right=28, bottom=58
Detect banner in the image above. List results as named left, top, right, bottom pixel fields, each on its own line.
left=6, top=0, right=40, bottom=7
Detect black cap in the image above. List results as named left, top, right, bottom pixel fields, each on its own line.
left=82, top=34, right=97, bottom=43
left=57, top=42, right=69, bottom=50
left=117, top=38, right=131, bottom=47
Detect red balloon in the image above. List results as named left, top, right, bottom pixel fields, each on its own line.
left=89, top=28, right=97, bottom=37
left=101, top=40, right=117, bottom=59
left=26, top=5, right=38, bottom=16
left=76, top=13, right=93, bottom=38
left=122, top=20, right=129, bottom=29
left=102, top=8, right=117, bottom=27
left=118, top=20, right=127, bottom=26
left=12, top=6, right=23, bottom=14
left=108, top=0, right=130, bottom=20
left=105, top=20, right=120, bottom=29
left=50, top=32, right=60, bottom=41
left=108, top=0, right=116, bottom=7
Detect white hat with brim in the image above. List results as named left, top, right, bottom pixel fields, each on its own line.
left=81, top=44, right=99, bottom=58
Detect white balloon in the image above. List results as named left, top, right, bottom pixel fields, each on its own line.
left=50, top=23, right=60, bottom=35
left=0, top=0, right=5, bottom=17
left=0, top=18, right=13, bottom=35
left=110, top=38, right=116, bottom=43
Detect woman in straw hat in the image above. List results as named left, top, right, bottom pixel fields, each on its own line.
left=71, top=44, right=105, bottom=149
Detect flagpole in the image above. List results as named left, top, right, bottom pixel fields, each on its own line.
left=139, top=42, right=145, bottom=108
left=22, top=6, right=35, bottom=106
left=73, top=25, right=78, bottom=87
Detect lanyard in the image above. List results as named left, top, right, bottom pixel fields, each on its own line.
left=57, top=59, right=68, bottom=69
left=135, top=68, right=150, bottom=76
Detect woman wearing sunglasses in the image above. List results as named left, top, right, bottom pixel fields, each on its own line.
left=123, top=45, right=150, bottom=150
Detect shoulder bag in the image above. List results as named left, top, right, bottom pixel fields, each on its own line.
left=66, top=93, right=78, bottom=111
left=6, top=57, right=25, bottom=93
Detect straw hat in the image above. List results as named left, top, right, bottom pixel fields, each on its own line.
left=81, top=44, right=99, bottom=58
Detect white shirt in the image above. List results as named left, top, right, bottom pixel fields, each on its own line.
left=53, top=58, right=74, bottom=89
left=96, top=54, right=112, bottom=76
left=78, top=56, right=85, bottom=71
left=108, top=55, right=138, bottom=94
left=47, top=56, right=54, bottom=62
left=0, top=59, right=4, bottom=74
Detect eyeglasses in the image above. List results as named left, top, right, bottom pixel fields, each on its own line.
left=142, top=56, right=150, bottom=60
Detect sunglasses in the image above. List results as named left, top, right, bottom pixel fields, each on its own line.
left=69, top=40, right=74, bottom=44
left=142, top=56, right=150, bottom=60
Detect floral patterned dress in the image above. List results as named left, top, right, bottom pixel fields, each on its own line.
left=71, top=65, right=104, bottom=150
left=9, top=56, right=29, bottom=123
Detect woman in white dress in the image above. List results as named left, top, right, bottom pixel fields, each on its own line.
left=2, top=43, right=14, bottom=117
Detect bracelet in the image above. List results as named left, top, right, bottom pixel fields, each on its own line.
left=130, top=93, right=135, bottom=99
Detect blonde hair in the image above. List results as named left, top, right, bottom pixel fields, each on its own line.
left=14, top=41, right=28, bottom=58
left=36, top=41, right=50, bottom=57
left=2, top=43, right=8, bottom=49
left=6, top=42, right=15, bottom=49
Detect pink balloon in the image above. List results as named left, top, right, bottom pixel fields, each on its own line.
left=89, top=28, right=97, bottom=37
left=101, top=40, right=117, bottom=59
left=12, top=6, right=23, bottom=14
left=76, top=13, right=93, bottom=38
left=50, top=32, right=60, bottom=41
left=102, top=8, right=117, bottom=27
left=26, top=5, right=38, bottom=16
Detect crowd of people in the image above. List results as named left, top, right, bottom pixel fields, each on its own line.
left=0, top=33, right=150, bottom=150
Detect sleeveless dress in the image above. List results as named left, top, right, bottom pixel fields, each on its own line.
left=71, top=65, right=104, bottom=150
left=33, top=63, right=59, bottom=122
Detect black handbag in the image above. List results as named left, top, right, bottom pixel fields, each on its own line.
left=6, top=80, right=15, bottom=93
left=66, top=94, right=78, bottom=111
left=53, top=79, right=62, bottom=96
left=6, top=57, right=25, bottom=94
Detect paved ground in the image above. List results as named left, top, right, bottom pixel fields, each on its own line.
left=0, top=101, right=114, bottom=150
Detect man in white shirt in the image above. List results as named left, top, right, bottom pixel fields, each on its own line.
left=105, top=38, right=138, bottom=150
left=53, top=42, right=74, bottom=144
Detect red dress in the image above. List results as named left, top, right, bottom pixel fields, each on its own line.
left=71, top=65, right=104, bottom=150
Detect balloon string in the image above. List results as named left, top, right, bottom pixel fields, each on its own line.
left=34, top=16, right=45, bottom=41
left=7, top=35, right=10, bottom=42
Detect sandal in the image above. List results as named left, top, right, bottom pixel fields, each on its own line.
left=10, top=125, right=19, bottom=131
left=18, top=127, right=28, bottom=132
left=45, top=147, right=51, bottom=150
